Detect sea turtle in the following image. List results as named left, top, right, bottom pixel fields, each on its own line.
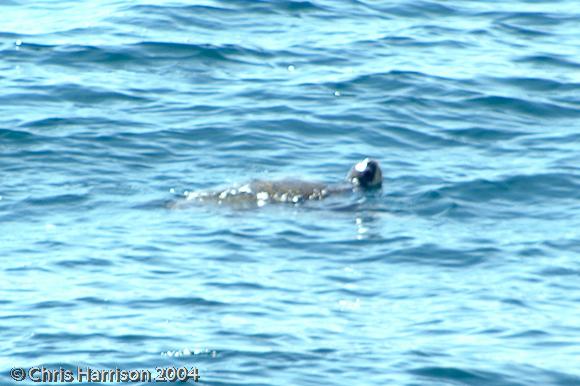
left=170, top=158, right=382, bottom=208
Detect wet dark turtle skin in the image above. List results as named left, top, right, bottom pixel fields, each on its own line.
left=169, top=158, right=382, bottom=208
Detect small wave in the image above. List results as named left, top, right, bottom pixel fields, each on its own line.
left=0, top=128, right=40, bottom=143
left=515, top=55, right=580, bottom=70
left=222, top=0, right=325, bottom=15
left=496, top=22, right=552, bottom=37
left=23, top=193, right=90, bottom=207
left=385, top=244, right=497, bottom=267
left=40, top=44, right=141, bottom=68
left=130, top=41, right=275, bottom=68
left=409, top=366, right=513, bottom=386
left=57, top=257, right=114, bottom=269
left=483, top=11, right=579, bottom=27
left=437, top=173, right=580, bottom=203
left=372, top=1, right=458, bottom=18
left=444, top=127, right=528, bottom=142
left=33, top=301, right=76, bottom=310
left=489, top=76, right=576, bottom=92
left=19, top=41, right=271, bottom=71
left=129, top=296, right=225, bottom=309
left=20, top=116, right=147, bottom=130
left=464, top=95, right=580, bottom=118
left=0, top=83, right=149, bottom=107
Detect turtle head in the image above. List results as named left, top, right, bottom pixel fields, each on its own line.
left=347, top=158, right=382, bottom=189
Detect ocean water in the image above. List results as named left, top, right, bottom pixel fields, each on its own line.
left=1, top=0, right=580, bottom=385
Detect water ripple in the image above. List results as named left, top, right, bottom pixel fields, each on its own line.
left=2, top=0, right=580, bottom=385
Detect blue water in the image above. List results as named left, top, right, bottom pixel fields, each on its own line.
left=1, top=0, right=580, bottom=385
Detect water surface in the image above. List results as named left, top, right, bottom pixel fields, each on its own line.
left=1, top=0, right=580, bottom=385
